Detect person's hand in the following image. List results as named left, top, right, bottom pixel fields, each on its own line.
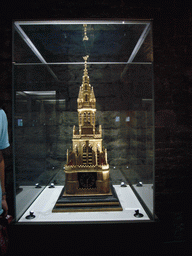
left=2, top=198, right=8, bottom=217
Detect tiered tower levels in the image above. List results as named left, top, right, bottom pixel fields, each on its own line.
left=64, top=56, right=110, bottom=195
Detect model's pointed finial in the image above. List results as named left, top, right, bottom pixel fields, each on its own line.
left=83, top=55, right=89, bottom=62
left=83, top=24, right=89, bottom=41
left=83, top=55, right=89, bottom=74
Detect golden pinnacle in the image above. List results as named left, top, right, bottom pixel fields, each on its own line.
left=83, top=55, right=89, bottom=62
left=83, top=24, right=89, bottom=41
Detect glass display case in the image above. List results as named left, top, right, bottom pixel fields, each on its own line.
left=12, top=20, right=154, bottom=223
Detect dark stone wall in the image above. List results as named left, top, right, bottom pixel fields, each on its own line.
left=1, top=1, right=191, bottom=254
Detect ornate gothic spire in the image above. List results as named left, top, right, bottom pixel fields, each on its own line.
left=77, top=55, right=96, bottom=110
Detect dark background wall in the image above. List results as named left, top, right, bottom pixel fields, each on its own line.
left=0, top=1, right=191, bottom=255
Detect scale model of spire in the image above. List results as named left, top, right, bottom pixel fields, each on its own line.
left=64, top=55, right=110, bottom=195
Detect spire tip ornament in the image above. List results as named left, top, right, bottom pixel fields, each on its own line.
left=83, top=24, right=89, bottom=41
left=83, top=55, right=89, bottom=62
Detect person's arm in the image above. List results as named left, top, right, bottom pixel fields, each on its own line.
left=0, top=150, right=8, bottom=216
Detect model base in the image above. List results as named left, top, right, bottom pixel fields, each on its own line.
left=52, top=185, right=122, bottom=212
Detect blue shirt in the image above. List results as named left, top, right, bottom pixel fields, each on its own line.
left=0, top=109, right=10, bottom=150
left=0, top=109, right=10, bottom=215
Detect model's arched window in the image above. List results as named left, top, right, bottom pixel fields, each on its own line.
left=82, top=145, right=87, bottom=165
left=85, top=94, right=88, bottom=101
left=84, top=112, right=86, bottom=122
left=88, top=145, right=92, bottom=152
left=88, top=112, right=90, bottom=123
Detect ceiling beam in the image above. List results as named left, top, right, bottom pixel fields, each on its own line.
left=14, top=23, right=60, bottom=82
left=121, top=23, right=151, bottom=80
left=127, top=23, right=151, bottom=63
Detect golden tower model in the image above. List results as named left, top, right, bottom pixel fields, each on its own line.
left=52, top=25, right=122, bottom=212
left=64, top=55, right=110, bottom=195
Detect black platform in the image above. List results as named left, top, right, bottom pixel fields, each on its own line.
left=52, top=186, right=123, bottom=212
